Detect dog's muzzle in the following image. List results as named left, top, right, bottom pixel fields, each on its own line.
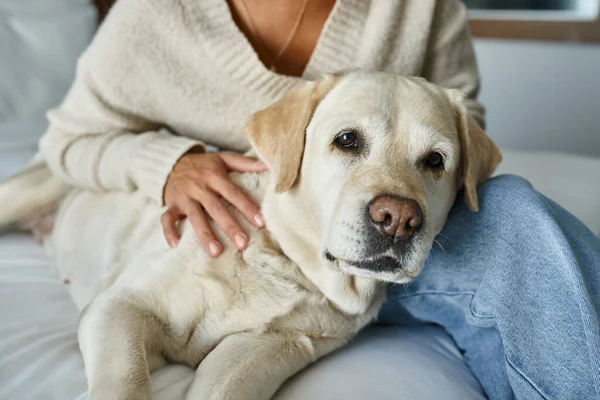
left=323, top=194, right=425, bottom=278
left=324, top=194, right=425, bottom=275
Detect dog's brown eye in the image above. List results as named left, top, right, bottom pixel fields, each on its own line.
left=334, top=130, right=359, bottom=150
left=426, top=152, right=444, bottom=169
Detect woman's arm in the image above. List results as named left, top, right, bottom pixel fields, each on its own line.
left=422, top=0, right=485, bottom=127
left=41, top=73, right=203, bottom=205
left=39, top=0, right=203, bottom=205
left=41, top=0, right=268, bottom=255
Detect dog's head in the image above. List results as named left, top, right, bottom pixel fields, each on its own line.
left=246, top=71, right=501, bottom=284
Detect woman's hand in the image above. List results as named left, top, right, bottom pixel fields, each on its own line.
left=162, top=150, right=268, bottom=257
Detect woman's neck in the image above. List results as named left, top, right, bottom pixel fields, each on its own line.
left=227, top=0, right=336, bottom=77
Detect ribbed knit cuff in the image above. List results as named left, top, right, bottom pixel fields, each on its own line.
left=130, top=134, right=205, bottom=205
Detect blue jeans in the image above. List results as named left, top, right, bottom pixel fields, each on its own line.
left=379, top=175, right=600, bottom=400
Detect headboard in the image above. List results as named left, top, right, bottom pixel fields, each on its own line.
left=92, top=0, right=117, bottom=23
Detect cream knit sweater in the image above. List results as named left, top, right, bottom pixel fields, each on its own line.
left=40, top=0, right=483, bottom=205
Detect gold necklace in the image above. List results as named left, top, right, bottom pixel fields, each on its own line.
left=238, top=0, right=309, bottom=72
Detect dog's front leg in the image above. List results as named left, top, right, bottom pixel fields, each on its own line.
left=186, top=332, right=345, bottom=400
left=79, top=293, right=166, bottom=400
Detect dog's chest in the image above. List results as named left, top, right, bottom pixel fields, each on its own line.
left=162, top=237, right=315, bottom=366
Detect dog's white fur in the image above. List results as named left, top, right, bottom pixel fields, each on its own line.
left=0, top=72, right=501, bottom=400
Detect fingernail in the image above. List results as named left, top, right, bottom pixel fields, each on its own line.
left=234, top=234, right=247, bottom=249
left=253, top=213, right=265, bottom=227
left=169, top=239, right=179, bottom=248
left=208, top=241, right=222, bottom=256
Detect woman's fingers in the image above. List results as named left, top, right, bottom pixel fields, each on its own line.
left=199, top=191, right=249, bottom=251
left=212, top=176, right=264, bottom=228
left=220, top=153, right=268, bottom=173
left=161, top=207, right=184, bottom=248
left=182, top=201, right=223, bottom=257
left=163, top=151, right=269, bottom=257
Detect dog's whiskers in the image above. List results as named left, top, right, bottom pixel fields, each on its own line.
left=433, top=239, right=446, bottom=254
left=402, top=282, right=411, bottom=298
left=438, top=232, right=455, bottom=245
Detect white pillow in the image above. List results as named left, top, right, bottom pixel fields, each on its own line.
left=495, top=148, right=600, bottom=236
left=0, top=0, right=96, bottom=121
left=0, top=0, right=96, bottom=177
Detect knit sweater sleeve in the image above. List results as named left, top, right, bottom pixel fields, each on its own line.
left=39, top=0, right=204, bottom=205
left=422, top=0, right=486, bottom=128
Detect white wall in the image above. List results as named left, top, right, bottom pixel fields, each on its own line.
left=474, top=39, right=600, bottom=157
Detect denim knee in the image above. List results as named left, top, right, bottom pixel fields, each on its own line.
left=406, top=174, right=554, bottom=298
left=474, top=174, right=545, bottom=217
left=479, top=174, right=532, bottom=192
left=477, top=174, right=534, bottom=201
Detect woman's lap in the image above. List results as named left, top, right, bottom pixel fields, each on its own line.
left=379, top=175, right=600, bottom=400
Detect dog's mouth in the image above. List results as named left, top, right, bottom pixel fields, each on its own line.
left=324, top=250, right=422, bottom=283
left=325, top=251, right=403, bottom=273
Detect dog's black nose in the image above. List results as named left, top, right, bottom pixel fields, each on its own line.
left=369, top=195, right=422, bottom=241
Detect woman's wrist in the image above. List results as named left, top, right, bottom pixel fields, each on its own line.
left=129, top=134, right=205, bottom=205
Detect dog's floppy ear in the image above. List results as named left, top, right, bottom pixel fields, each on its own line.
left=447, top=90, right=502, bottom=212
left=244, top=75, right=339, bottom=193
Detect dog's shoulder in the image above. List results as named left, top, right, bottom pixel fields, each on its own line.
left=229, top=171, right=269, bottom=206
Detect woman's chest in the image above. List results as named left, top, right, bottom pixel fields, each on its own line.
left=158, top=72, right=279, bottom=152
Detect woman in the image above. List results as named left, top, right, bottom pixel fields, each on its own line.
left=40, top=0, right=600, bottom=399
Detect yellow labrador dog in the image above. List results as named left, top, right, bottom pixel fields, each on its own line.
left=0, top=71, right=500, bottom=400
